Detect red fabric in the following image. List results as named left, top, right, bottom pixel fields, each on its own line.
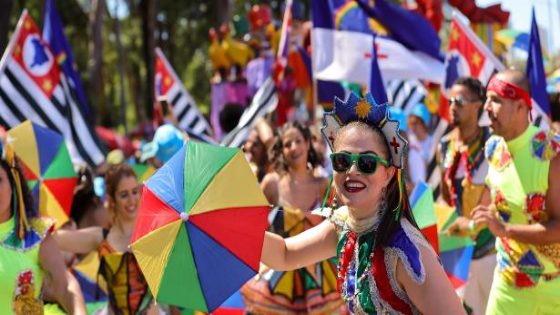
left=420, top=224, right=439, bottom=254
left=130, top=186, right=180, bottom=243
left=189, top=206, right=269, bottom=272
left=448, top=0, right=509, bottom=24
left=372, top=247, right=414, bottom=314
left=487, top=77, right=532, bottom=111
left=95, top=126, right=135, bottom=156
left=412, top=0, right=443, bottom=32
left=43, top=178, right=77, bottom=216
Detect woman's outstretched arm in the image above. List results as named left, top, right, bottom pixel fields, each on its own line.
left=261, top=220, right=338, bottom=271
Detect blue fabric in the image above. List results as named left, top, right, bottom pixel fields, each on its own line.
left=440, top=246, right=474, bottom=282
left=43, top=0, right=92, bottom=118
left=32, top=122, right=63, bottom=175
left=187, top=222, right=256, bottom=311
left=354, top=0, right=443, bottom=61
left=369, top=35, right=387, bottom=104
left=526, top=8, right=550, bottom=116
left=312, top=0, right=335, bottom=29
left=388, top=224, right=422, bottom=278
left=145, top=145, right=186, bottom=213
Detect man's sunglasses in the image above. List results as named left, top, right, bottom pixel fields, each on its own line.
left=330, top=152, right=389, bottom=174
left=448, top=96, right=479, bottom=107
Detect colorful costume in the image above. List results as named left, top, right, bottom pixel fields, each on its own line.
left=241, top=202, right=343, bottom=314
left=319, top=207, right=432, bottom=315
left=97, top=229, right=152, bottom=315
left=0, top=216, right=54, bottom=314
left=485, top=125, right=560, bottom=314
left=439, top=127, right=495, bottom=314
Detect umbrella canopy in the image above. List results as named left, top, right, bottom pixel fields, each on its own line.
left=8, top=121, right=77, bottom=228
left=410, top=182, right=439, bottom=253
left=435, top=203, right=474, bottom=290
left=130, top=141, right=269, bottom=312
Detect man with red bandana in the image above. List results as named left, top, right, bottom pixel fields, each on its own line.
left=473, top=69, right=560, bottom=314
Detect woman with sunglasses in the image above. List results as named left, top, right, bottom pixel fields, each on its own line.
left=0, top=140, right=86, bottom=314
left=54, top=163, right=165, bottom=315
left=242, top=122, right=344, bottom=314
left=260, top=93, right=465, bottom=314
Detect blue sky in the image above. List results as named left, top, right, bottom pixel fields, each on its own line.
left=476, top=0, right=560, bottom=51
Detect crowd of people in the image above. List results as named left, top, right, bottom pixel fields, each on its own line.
left=1, top=67, right=560, bottom=315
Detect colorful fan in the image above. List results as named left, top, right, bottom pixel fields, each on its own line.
left=130, top=141, right=269, bottom=312
left=7, top=121, right=77, bottom=228
left=435, top=203, right=474, bottom=290
left=410, top=182, right=439, bottom=253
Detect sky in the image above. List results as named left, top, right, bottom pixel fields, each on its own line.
left=476, top=0, right=560, bottom=52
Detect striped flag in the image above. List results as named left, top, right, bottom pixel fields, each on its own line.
left=221, top=78, right=278, bottom=148
left=386, top=79, right=427, bottom=114
left=154, top=48, right=211, bottom=136
left=0, top=11, right=104, bottom=166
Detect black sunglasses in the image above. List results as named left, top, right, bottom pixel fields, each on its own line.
left=330, top=152, right=389, bottom=174
left=448, top=96, right=479, bottom=107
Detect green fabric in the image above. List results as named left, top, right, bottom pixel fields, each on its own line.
left=411, top=187, right=436, bottom=229
left=158, top=224, right=207, bottom=311
left=487, top=273, right=560, bottom=315
left=486, top=125, right=557, bottom=286
left=0, top=217, right=44, bottom=314
left=183, top=141, right=238, bottom=213
left=43, top=144, right=76, bottom=179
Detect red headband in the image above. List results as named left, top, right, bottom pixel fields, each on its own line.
left=487, top=77, right=532, bottom=111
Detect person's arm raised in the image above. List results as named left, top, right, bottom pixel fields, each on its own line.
left=261, top=220, right=338, bottom=271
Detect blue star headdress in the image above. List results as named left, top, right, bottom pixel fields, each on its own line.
left=321, top=92, right=408, bottom=169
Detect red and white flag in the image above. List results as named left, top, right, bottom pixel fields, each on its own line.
left=154, top=48, right=211, bottom=136
left=0, top=11, right=104, bottom=166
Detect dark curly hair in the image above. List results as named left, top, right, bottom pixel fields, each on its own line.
left=269, top=122, right=320, bottom=175
left=1, top=158, right=37, bottom=220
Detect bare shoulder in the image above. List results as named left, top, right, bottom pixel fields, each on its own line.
left=316, top=176, right=330, bottom=195
left=261, top=172, right=280, bottom=204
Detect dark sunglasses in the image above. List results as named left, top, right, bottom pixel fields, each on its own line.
left=448, top=96, right=479, bottom=107
left=330, top=152, right=389, bottom=174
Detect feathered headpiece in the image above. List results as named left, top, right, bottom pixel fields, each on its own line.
left=0, top=139, right=29, bottom=239
left=321, top=92, right=408, bottom=169
left=320, top=92, right=409, bottom=221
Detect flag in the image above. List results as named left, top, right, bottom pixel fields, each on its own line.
left=0, top=11, right=105, bottom=166
left=526, top=8, right=551, bottom=117
left=334, top=0, right=445, bottom=83
left=154, top=48, right=211, bottom=136
left=386, top=79, right=427, bottom=114
left=220, top=78, right=278, bottom=147
left=43, top=0, right=92, bottom=119
left=443, top=15, right=504, bottom=95
left=311, top=0, right=386, bottom=93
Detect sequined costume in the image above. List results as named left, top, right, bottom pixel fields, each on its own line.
left=0, top=216, right=54, bottom=314
left=485, top=126, right=560, bottom=314
left=97, top=229, right=152, bottom=315
left=320, top=207, right=432, bottom=315
left=241, top=203, right=344, bottom=314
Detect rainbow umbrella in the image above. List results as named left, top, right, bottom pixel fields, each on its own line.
left=8, top=121, right=76, bottom=228
left=130, top=141, right=269, bottom=312
left=410, top=182, right=439, bottom=253
left=435, top=203, right=474, bottom=290
left=72, top=252, right=107, bottom=314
